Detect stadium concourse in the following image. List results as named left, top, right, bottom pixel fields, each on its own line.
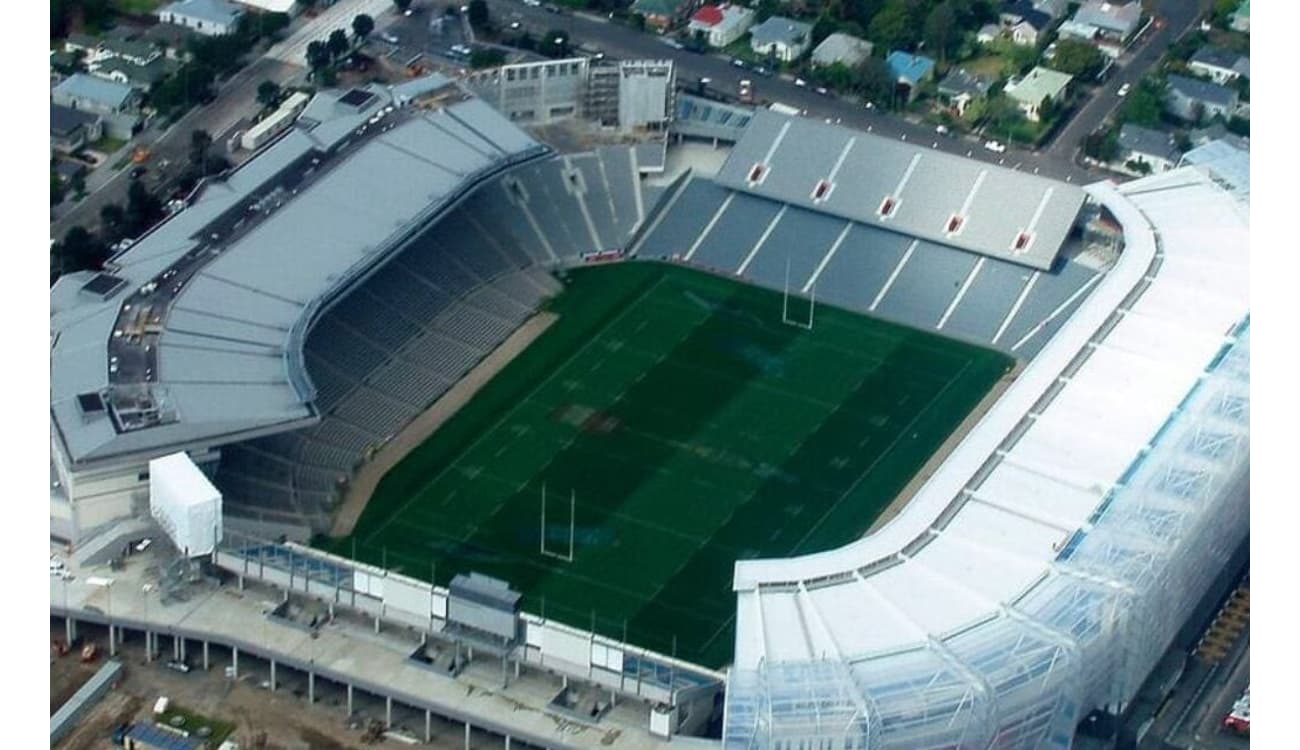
left=49, top=70, right=1249, bottom=750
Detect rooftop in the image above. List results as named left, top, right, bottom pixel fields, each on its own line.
left=712, top=109, right=1086, bottom=269
left=1118, top=123, right=1180, bottom=162
left=811, top=32, right=874, bottom=67
left=1005, top=65, right=1072, bottom=104
left=1167, top=73, right=1239, bottom=107
left=50, top=103, right=101, bottom=136
left=158, top=0, right=244, bottom=26
left=1073, top=0, right=1141, bottom=34
left=52, top=73, right=137, bottom=109
left=749, top=16, right=812, bottom=47
left=50, top=78, right=547, bottom=470
left=938, top=68, right=992, bottom=98
left=885, top=50, right=936, bottom=82
left=1190, top=46, right=1249, bottom=75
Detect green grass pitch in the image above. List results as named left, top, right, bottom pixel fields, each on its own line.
left=321, top=261, right=1013, bottom=668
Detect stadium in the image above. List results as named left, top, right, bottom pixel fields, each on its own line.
left=50, top=73, right=1249, bottom=750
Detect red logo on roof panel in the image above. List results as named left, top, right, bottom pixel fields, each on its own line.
left=692, top=5, right=725, bottom=25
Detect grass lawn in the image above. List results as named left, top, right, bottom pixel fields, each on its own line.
left=112, top=0, right=165, bottom=14
left=156, top=704, right=236, bottom=746
left=959, top=55, right=1011, bottom=80
left=92, top=136, right=129, bottom=155
left=323, top=262, right=1011, bottom=667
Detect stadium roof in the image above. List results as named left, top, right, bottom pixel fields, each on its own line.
left=731, top=153, right=1248, bottom=672
left=712, top=109, right=1086, bottom=269
left=51, top=77, right=547, bottom=469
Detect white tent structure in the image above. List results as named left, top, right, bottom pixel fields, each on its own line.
left=723, top=152, right=1250, bottom=749
left=149, top=452, right=223, bottom=557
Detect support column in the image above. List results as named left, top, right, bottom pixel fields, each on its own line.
left=385, top=696, right=392, bottom=727
left=238, top=575, right=245, bottom=591
left=108, top=625, right=117, bottom=657
left=505, top=734, right=511, bottom=750
left=464, top=721, right=471, bottom=750
left=179, top=636, right=187, bottom=662
left=232, top=647, right=239, bottom=678
left=65, top=616, right=76, bottom=643
left=202, top=641, right=209, bottom=671
left=347, top=684, right=354, bottom=716
left=270, top=659, right=277, bottom=691
left=173, top=635, right=181, bottom=660
left=308, top=670, right=315, bottom=704
left=425, top=710, right=432, bottom=743
left=374, top=615, right=381, bottom=634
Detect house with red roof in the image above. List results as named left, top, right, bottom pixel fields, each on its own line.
left=687, top=3, right=756, bottom=47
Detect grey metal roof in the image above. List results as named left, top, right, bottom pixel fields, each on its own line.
left=671, top=93, right=754, bottom=141
left=938, top=68, right=991, bottom=98
left=51, top=103, right=99, bottom=136
left=712, top=109, right=1085, bottom=270
left=1167, top=74, right=1239, bottom=108
left=749, top=16, right=812, bottom=47
left=811, top=32, right=873, bottom=67
left=1181, top=139, right=1250, bottom=200
left=1118, top=123, right=1179, bottom=162
left=1189, top=46, right=1246, bottom=72
left=1072, top=0, right=1140, bottom=34
left=51, top=79, right=547, bottom=469
left=52, top=73, right=135, bottom=110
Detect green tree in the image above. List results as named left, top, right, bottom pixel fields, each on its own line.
left=469, top=48, right=507, bottom=68
left=468, top=0, right=490, bottom=28
left=327, top=28, right=351, bottom=60
left=922, top=1, right=958, bottom=62
left=812, top=14, right=839, bottom=46
left=352, top=13, right=375, bottom=41
left=1118, top=79, right=1164, bottom=127
left=1082, top=128, right=1120, bottom=162
left=99, top=203, right=127, bottom=240
left=257, top=80, right=282, bottom=109
left=51, top=171, right=66, bottom=206
left=393, top=0, right=413, bottom=11
left=854, top=55, right=894, bottom=105
left=306, top=40, right=331, bottom=73
left=630, top=12, right=646, bottom=30
left=55, top=227, right=109, bottom=276
left=125, top=181, right=164, bottom=236
left=189, top=129, right=213, bottom=174
left=1049, top=38, right=1105, bottom=79
left=868, top=0, right=917, bottom=51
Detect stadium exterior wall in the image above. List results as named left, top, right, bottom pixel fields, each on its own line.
left=721, top=175, right=1249, bottom=749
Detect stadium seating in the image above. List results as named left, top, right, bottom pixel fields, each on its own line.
left=215, top=149, right=646, bottom=527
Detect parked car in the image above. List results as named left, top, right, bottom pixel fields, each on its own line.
left=935, top=124, right=949, bottom=135
left=1117, top=83, right=1131, bottom=97
left=815, top=86, right=829, bottom=95
left=379, top=32, right=400, bottom=44
left=983, top=140, right=1007, bottom=153
left=731, top=58, right=747, bottom=68
left=794, top=78, right=807, bottom=87
left=754, top=65, right=774, bottom=78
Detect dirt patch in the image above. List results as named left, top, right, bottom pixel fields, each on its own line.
left=51, top=651, right=99, bottom=715
left=57, top=692, right=143, bottom=750
left=866, top=358, right=1025, bottom=534
left=328, top=313, right=559, bottom=538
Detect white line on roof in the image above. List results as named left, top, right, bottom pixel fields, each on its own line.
left=937, top=257, right=985, bottom=330
left=802, top=222, right=853, bottom=293
left=684, top=192, right=735, bottom=262
left=1011, top=272, right=1105, bottom=352
left=992, top=271, right=1039, bottom=345
left=957, top=169, right=989, bottom=218
left=890, top=153, right=923, bottom=206
left=870, top=239, right=918, bottom=311
left=1025, top=186, right=1055, bottom=235
left=825, top=138, right=857, bottom=184
left=761, top=120, right=793, bottom=166
left=737, top=204, right=787, bottom=276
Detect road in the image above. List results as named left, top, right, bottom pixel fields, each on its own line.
left=1045, top=0, right=1215, bottom=161
left=51, top=56, right=300, bottom=242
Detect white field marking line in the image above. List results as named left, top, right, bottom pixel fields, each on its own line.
left=565, top=157, right=605, bottom=252
left=825, top=137, right=857, bottom=184
left=956, top=169, right=989, bottom=218
left=789, top=359, right=972, bottom=554
left=937, top=257, right=986, bottom=330
left=802, top=222, right=853, bottom=293
left=992, top=271, right=1040, bottom=345
left=361, top=277, right=668, bottom=547
left=761, top=120, right=793, bottom=166
left=684, top=192, right=735, bottom=262
left=870, top=240, right=919, bottom=311
left=1011, top=272, right=1104, bottom=352
left=1025, top=186, right=1055, bottom=235
left=736, top=205, right=788, bottom=275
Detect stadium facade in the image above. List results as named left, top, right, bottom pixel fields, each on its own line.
left=50, top=76, right=1249, bottom=749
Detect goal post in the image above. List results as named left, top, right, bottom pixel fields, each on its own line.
left=781, top=257, right=816, bottom=330
left=540, top=484, right=576, bottom=563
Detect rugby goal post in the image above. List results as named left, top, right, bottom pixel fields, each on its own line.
left=539, top=483, right=576, bottom=563
left=781, top=257, right=816, bottom=330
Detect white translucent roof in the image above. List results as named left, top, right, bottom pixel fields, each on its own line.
left=733, top=163, right=1250, bottom=668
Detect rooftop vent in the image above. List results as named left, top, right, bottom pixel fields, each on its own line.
left=1013, top=231, right=1034, bottom=252
left=76, top=392, right=106, bottom=414
left=80, top=273, right=128, bottom=300
left=338, top=88, right=377, bottom=111
left=812, top=180, right=833, bottom=202
left=879, top=196, right=898, bottom=218
left=748, top=163, right=768, bottom=185
left=946, top=214, right=966, bottom=235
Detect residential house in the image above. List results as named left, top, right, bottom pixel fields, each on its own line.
left=1003, top=65, right=1071, bottom=121
left=1061, top=0, right=1141, bottom=55
left=1188, top=46, right=1249, bottom=84
left=157, top=0, right=244, bottom=36
left=233, top=0, right=298, bottom=13
left=97, top=38, right=163, bottom=67
left=1189, top=123, right=1248, bottom=151
left=1000, top=0, right=1054, bottom=45
left=1230, top=0, right=1248, bottom=32
left=93, top=56, right=174, bottom=90
left=885, top=51, right=936, bottom=102
left=63, top=33, right=101, bottom=56
left=976, top=23, right=1002, bottom=43
left=51, top=103, right=104, bottom=154
left=1033, top=0, right=1069, bottom=19
left=811, top=33, right=873, bottom=68
left=1117, top=123, right=1180, bottom=173
left=1165, top=74, right=1239, bottom=122
left=687, top=4, right=755, bottom=48
left=937, top=68, right=991, bottom=117
left=749, top=17, right=813, bottom=63
left=140, top=23, right=198, bottom=61
left=51, top=74, right=142, bottom=139
left=631, top=0, right=693, bottom=31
